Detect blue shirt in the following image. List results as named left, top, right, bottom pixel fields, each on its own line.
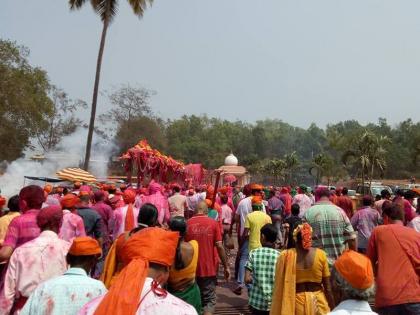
left=21, top=267, right=107, bottom=315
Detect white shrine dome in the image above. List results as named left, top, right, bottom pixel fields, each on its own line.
left=224, top=153, right=238, bottom=166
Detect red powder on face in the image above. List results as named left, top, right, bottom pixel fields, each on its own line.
left=45, top=297, right=55, bottom=315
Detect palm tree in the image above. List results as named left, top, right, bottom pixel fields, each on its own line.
left=342, top=130, right=389, bottom=191
left=69, top=0, right=152, bottom=170
left=263, top=158, right=286, bottom=186
left=309, top=153, right=334, bottom=186
left=283, top=151, right=299, bottom=184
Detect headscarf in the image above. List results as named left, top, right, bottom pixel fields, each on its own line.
left=94, top=228, right=179, bottom=315
left=69, top=237, right=102, bottom=256
left=334, top=250, right=374, bottom=290
left=61, top=193, right=80, bottom=209
left=37, top=205, right=63, bottom=229
left=148, top=181, right=162, bottom=195
left=293, top=223, right=312, bottom=250
left=123, top=190, right=136, bottom=232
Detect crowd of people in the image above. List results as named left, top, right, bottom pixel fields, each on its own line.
left=0, top=180, right=418, bottom=315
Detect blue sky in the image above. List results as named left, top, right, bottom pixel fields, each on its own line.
left=2, top=0, right=420, bottom=128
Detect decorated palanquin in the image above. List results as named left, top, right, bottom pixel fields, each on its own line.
left=120, top=140, right=186, bottom=186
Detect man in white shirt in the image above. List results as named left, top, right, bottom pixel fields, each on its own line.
left=232, top=184, right=265, bottom=295
left=328, top=250, right=377, bottom=315
left=168, top=185, right=187, bottom=217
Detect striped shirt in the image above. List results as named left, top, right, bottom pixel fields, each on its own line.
left=304, top=201, right=356, bottom=265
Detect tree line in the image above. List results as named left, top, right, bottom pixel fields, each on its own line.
left=1, top=39, right=420, bottom=184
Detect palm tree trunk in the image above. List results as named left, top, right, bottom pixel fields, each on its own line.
left=83, top=19, right=109, bottom=170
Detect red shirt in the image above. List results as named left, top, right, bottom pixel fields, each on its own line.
left=185, top=214, right=222, bottom=277
left=367, top=224, right=420, bottom=308
left=336, top=195, right=354, bottom=219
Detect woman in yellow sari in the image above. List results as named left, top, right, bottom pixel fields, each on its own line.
left=270, top=223, right=334, bottom=315
left=167, top=216, right=202, bottom=314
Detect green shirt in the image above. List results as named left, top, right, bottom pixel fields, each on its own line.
left=245, top=247, right=280, bottom=311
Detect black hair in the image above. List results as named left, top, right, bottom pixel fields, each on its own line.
left=342, top=187, right=349, bottom=195
left=63, top=188, right=69, bottom=195
left=7, top=195, right=20, bottom=212
left=291, top=203, right=300, bottom=216
left=173, top=186, right=181, bottom=193
left=169, top=216, right=187, bottom=270
left=404, top=190, right=415, bottom=200
left=261, top=223, right=278, bottom=243
left=383, top=203, right=404, bottom=221
left=66, top=253, right=97, bottom=267
left=220, top=194, right=228, bottom=204
left=381, top=189, right=391, bottom=199
left=362, top=195, right=374, bottom=207
left=318, top=188, right=331, bottom=199
left=138, top=203, right=158, bottom=227
left=79, top=195, right=90, bottom=203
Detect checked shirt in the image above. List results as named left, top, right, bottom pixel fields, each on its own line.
left=303, top=201, right=356, bottom=265
left=245, top=247, right=280, bottom=311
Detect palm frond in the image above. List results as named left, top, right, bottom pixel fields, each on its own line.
left=90, top=0, right=118, bottom=22
left=128, top=0, right=153, bottom=17
left=69, top=0, right=89, bottom=10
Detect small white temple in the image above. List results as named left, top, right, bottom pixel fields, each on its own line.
left=217, top=153, right=250, bottom=187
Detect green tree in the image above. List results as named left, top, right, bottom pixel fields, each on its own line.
left=0, top=39, right=52, bottom=161
left=342, top=130, right=389, bottom=189
left=34, top=86, right=87, bottom=152
left=283, top=151, right=299, bottom=184
left=69, top=0, right=153, bottom=171
left=309, top=153, right=335, bottom=186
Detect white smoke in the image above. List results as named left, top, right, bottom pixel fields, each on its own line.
left=0, top=128, right=116, bottom=197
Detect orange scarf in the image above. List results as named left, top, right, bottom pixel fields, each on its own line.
left=124, top=204, right=135, bottom=232
left=94, top=228, right=179, bottom=315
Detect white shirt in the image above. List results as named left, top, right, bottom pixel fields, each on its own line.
left=21, top=267, right=107, bottom=315
left=0, top=231, right=70, bottom=314
left=236, top=197, right=266, bottom=237
left=408, top=216, right=420, bottom=232
left=328, top=300, right=377, bottom=315
left=78, top=277, right=197, bottom=315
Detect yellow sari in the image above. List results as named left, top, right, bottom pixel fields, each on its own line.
left=270, top=249, right=330, bottom=315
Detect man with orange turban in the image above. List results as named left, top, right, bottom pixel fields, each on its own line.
left=112, top=189, right=139, bottom=239
left=233, top=184, right=267, bottom=296
left=0, top=205, right=70, bottom=314
left=329, top=250, right=376, bottom=314
left=21, top=237, right=107, bottom=315
left=79, top=227, right=198, bottom=315
left=59, top=193, right=86, bottom=242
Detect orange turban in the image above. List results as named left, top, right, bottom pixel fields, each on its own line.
left=44, top=184, right=53, bottom=194
left=250, top=183, right=263, bottom=191
left=219, top=186, right=229, bottom=195
left=122, top=190, right=136, bottom=204
left=252, top=195, right=263, bottom=205
left=94, top=228, right=179, bottom=315
left=61, top=193, right=80, bottom=209
left=334, top=250, right=374, bottom=290
left=69, top=237, right=102, bottom=256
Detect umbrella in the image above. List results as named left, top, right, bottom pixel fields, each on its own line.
left=56, top=167, right=97, bottom=183
left=224, top=174, right=237, bottom=183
